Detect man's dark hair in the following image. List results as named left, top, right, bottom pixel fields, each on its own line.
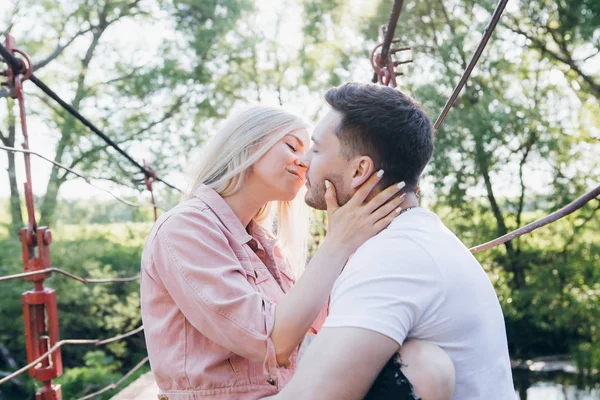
left=325, top=82, right=434, bottom=190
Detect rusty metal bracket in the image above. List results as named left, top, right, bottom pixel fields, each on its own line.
left=370, top=27, right=412, bottom=88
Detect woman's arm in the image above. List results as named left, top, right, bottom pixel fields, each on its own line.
left=271, top=240, right=349, bottom=366
left=146, top=172, right=406, bottom=371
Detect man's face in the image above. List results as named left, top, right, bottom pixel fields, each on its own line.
left=303, top=110, right=355, bottom=210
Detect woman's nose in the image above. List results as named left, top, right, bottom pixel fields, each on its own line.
left=295, top=157, right=308, bottom=170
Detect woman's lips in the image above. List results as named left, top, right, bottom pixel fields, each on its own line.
left=286, top=169, right=305, bottom=182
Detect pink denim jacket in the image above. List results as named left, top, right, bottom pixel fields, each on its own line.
left=140, top=185, right=327, bottom=400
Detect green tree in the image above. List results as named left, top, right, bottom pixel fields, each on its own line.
left=361, top=0, right=600, bottom=358
left=1, top=0, right=257, bottom=228
left=504, top=0, right=600, bottom=98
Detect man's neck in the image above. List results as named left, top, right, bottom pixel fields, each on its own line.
left=400, top=191, right=419, bottom=210
left=365, top=189, right=419, bottom=209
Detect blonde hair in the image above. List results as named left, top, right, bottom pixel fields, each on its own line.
left=186, top=105, right=310, bottom=277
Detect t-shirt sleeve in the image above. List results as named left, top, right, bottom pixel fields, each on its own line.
left=322, top=235, right=444, bottom=346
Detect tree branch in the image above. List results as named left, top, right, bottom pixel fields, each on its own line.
left=29, top=92, right=68, bottom=120
left=65, top=96, right=184, bottom=175
left=560, top=200, right=600, bottom=254
left=506, top=21, right=600, bottom=95
left=423, top=0, right=443, bottom=51
left=0, top=0, right=21, bottom=36
left=131, top=96, right=185, bottom=137
left=32, top=27, right=94, bottom=72
left=516, top=136, right=534, bottom=228
left=474, top=134, right=523, bottom=285
left=0, top=128, right=8, bottom=146
left=94, top=65, right=145, bottom=87
left=516, top=68, right=542, bottom=231
left=438, top=0, right=468, bottom=70
left=582, top=49, right=600, bottom=62
left=105, top=0, right=143, bottom=27
left=66, top=137, right=130, bottom=173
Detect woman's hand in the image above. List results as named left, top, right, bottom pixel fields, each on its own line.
left=271, top=170, right=407, bottom=364
left=325, top=170, right=407, bottom=256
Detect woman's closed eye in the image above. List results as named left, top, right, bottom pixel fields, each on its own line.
left=287, top=143, right=297, bottom=152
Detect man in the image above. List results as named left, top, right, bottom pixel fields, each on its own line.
left=271, top=83, right=513, bottom=399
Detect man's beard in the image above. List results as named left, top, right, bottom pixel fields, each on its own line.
left=304, top=173, right=351, bottom=210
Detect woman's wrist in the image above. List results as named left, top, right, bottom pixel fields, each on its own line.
left=315, top=237, right=352, bottom=266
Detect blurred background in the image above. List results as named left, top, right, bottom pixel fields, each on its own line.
left=0, top=0, right=598, bottom=398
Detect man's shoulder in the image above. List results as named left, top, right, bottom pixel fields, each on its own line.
left=352, top=230, right=416, bottom=259
left=354, top=209, right=443, bottom=256
left=387, top=207, right=443, bottom=230
left=385, top=208, right=472, bottom=259
left=347, top=230, right=439, bottom=278
left=346, top=208, right=468, bottom=277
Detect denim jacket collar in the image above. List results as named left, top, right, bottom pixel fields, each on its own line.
left=193, top=185, right=277, bottom=253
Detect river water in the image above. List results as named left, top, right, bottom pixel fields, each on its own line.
left=512, top=358, right=600, bottom=400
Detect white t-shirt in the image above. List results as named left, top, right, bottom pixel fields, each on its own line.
left=323, top=208, right=514, bottom=400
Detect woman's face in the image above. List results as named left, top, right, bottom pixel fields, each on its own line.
left=250, top=129, right=310, bottom=201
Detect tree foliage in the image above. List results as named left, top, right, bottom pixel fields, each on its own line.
left=362, top=0, right=600, bottom=360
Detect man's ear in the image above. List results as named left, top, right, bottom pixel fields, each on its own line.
left=349, top=156, right=376, bottom=189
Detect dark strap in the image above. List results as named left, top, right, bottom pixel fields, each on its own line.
left=364, top=353, right=422, bottom=400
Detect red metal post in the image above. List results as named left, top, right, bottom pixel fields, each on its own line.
left=6, top=33, right=62, bottom=400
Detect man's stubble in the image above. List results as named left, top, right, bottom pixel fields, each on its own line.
left=304, top=172, right=351, bottom=211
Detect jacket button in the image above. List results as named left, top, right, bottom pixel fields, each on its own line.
left=159, top=396, right=168, bottom=400
left=267, top=378, right=276, bottom=385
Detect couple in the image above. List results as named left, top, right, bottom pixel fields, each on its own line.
left=140, top=82, right=514, bottom=400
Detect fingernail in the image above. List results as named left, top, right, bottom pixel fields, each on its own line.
left=395, top=207, right=403, bottom=213
left=325, top=180, right=330, bottom=189
left=377, top=170, right=384, bottom=177
left=399, top=193, right=407, bottom=201
left=397, top=182, right=406, bottom=190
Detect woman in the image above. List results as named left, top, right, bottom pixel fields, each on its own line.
left=140, top=105, right=407, bottom=399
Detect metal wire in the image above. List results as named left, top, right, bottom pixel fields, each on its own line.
left=0, top=340, right=94, bottom=386
left=470, top=184, right=600, bottom=253
left=0, top=145, right=168, bottom=211
left=0, top=42, right=183, bottom=194
left=433, top=0, right=510, bottom=132
left=0, top=267, right=139, bottom=283
left=0, top=3, right=595, bottom=396
left=0, top=35, right=155, bottom=398
left=95, top=326, right=145, bottom=346
left=0, top=326, right=144, bottom=386
left=75, top=356, right=149, bottom=400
